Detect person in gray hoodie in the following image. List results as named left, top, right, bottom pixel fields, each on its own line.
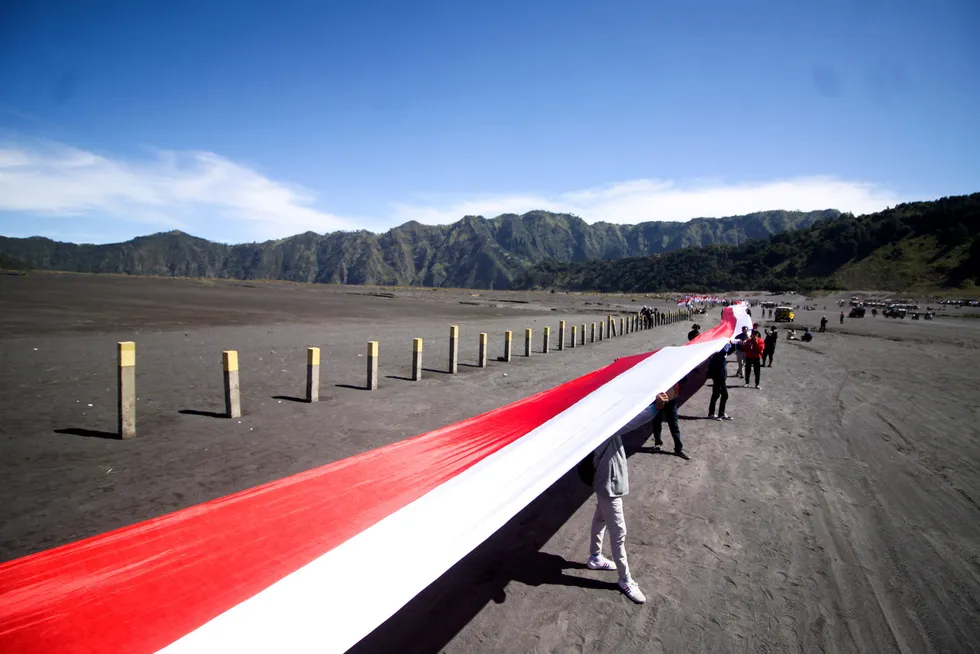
left=587, top=433, right=646, bottom=604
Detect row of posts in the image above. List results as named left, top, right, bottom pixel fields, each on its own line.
left=113, top=308, right=690, bottom=439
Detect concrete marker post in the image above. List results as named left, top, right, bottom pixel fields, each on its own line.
left=620, top=317, right=625, bottom=335
left=117, top=341, right=136, bottom=439
left=524, top=328, right=532, bottom=357
left=599, top=322, right=604, bottom=341
left=503, top=330, right=512, bottom=362
left=570, top=325, right=577, bottom=349
left=590, top=322, right=596, bottom=343
left=412, top=338, right=423, bottom=381
left=543, top=326, right=551, bottom=354
left=558, top=321, right=566, bottom=351
left=478, top=332, right=488, bottom=367
left=223, top=350, right=241, bottom=419
left=449, top=325, right=459, bottom=374
left=306, top=347, right=320, bottom=403
left=367, top=341, right=379, bottom=390
left=580, top=324, right=586, bottom=345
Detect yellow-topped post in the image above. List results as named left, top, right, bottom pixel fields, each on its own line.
left=524, top=328, right=532, bottom=357
left=590, top=322, right=596, bottom=343
left=223, top=350, right=241, bottom=418
left=580, top=323, right=586, bottom=345
left=117, top=341, right=136, bottom=439
left=503, top=330, right=512, bottom=362
left=478, top=332, right=488, bottom=367
left=570, top=324, right=577, bottom=349
left=543, top=326, right=551, bottom=354
left=558, top=321, right=566, bottom=351
left=367, top=341, right=379, bottom=390
left=306, top=347, right=320, bottom=403
left=449, top=325, right=459, bottom=374
left=412, top=337, right=423, bottom=381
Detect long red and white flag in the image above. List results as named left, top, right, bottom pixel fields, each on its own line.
left=0, top=306, right=750, bottom=653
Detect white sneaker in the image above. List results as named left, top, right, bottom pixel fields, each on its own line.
left=719, top=413, right=733, bottom=420
left=587, top=554, right=616, bottom=571
left=618, top=577, right=646, bottom=604
left=708, top=412, right=717, bottom=419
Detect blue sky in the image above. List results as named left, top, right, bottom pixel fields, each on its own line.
left=1, top=0, right=977, bottom=244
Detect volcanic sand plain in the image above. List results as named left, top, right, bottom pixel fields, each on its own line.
left=2, top=272, right=980, bottom=653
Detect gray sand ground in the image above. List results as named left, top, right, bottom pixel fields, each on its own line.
left=2, top=273, right=979, bottom=653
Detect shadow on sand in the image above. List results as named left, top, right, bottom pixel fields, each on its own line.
left=334, top=383, right=368, bottom=391
left=178, top=409, right=227, bottom=419
left=350, top=421, right=656, bottom=654
left=54, top=427, right=119, bottom=440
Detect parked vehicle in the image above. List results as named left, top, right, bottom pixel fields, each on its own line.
left=849, top=307, right=866, bottom=318
left=774, top=306, right=796, bottom=322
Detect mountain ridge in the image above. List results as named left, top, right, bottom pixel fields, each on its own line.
left=512, top=194, right=980, bottom=293
left=0, top=209, right=837, bottom=289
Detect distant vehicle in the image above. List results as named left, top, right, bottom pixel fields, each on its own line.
left=849, top=307, right=866, bottom=318
left=884, top=307, right=907, bottom=319
left=774, top=306, right=796, bottom=322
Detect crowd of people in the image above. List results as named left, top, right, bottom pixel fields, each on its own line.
left=583, top=305, right=824, bottom=605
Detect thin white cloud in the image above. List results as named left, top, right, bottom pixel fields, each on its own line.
left=0, top=141, right=356, bottom=242
left=390, top=177, right=909, bottom=226
left=0, top=139, right=915, bottom=245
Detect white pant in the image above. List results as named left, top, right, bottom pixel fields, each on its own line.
left=590, top=493, right=630, bottom=582
left=735, top=350, right=746, bottom=374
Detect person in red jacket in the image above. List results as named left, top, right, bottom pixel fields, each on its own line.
left=743, top=329, right=765, bottom=389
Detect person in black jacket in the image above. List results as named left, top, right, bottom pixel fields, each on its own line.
left=708, top=341, right=735, bottom=420
left=763, top=328, right=778, bottom=367
left=687, top=323, right=701, bottom=341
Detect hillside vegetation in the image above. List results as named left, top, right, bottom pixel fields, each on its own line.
left=513, top=194, right=980, bottom=293
left=0, top=210, right=835, bottom=290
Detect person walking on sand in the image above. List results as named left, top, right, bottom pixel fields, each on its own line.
left=763, top=327, right=778, bottom=367
left=819, top=316, right=828, bottom=333
left=733, top=325, right=749, bottom=376
left=743, top=329, right=765, bottom=389
left=586, top=434, right=646, bottom=604
left=651, top=383, right=687, bottom=459
left=708, top=341, right=735, bottom=420
left=840, top=311, right=845, bottom=324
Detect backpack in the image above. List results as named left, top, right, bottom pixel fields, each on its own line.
left=576, top=455, right=596, bottom=486
left=576, top=441, right=612, bottom=486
